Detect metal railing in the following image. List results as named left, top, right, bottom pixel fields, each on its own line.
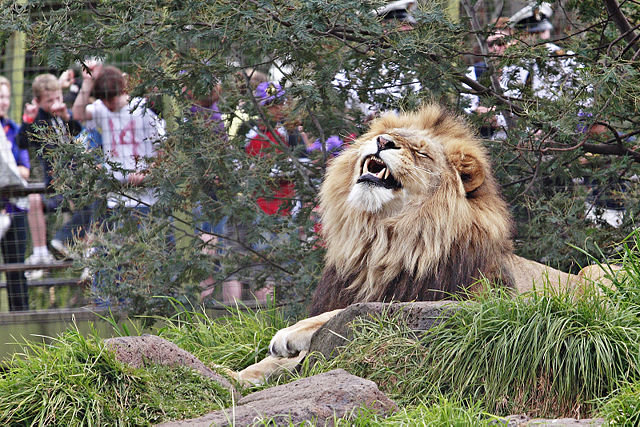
left=0, top=182, right=84, bottom=312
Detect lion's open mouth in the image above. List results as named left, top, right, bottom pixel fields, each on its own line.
left=357, top=155, right=401, bottom=189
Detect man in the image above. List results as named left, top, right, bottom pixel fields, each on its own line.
left=503, top=2, right=579, bottom=103
left=332, top=0, right=423, bottom=119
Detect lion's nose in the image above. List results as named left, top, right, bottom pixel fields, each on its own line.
left=377, top=136, right=397, bottom=151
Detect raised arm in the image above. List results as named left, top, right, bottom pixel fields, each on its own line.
left=72, top=62, right=101, bottom=122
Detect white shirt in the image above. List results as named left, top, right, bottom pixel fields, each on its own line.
left=463, top=43, right=584, bottom=135
left=86, top=98, right=165, bottom=208
left=333, top=64, right=422, bottom=116
left=501, top=43, right=579, bottom=102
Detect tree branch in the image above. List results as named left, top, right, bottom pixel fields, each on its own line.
left=581, top=142, right=640, bottom=161
left=604, top=0, right=639, bottom=53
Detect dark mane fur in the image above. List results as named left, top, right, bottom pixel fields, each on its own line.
left=309, top=237, right=514, bottom=316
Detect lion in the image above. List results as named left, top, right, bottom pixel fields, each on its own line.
left=233, top=105, right=615, bottom=384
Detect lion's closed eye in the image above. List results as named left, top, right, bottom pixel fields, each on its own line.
left=416, top=151, right=433, bottom=160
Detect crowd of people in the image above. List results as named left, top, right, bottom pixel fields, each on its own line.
left=0, top=1, right=606, bottom=311
left=0, top=62, right=166, bottom=311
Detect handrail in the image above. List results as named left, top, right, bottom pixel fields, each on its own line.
left=0, top=182, right=48, bottom=198
left=0, top=261, right=74, bottom=273
left=0, top=277, right=81, bottom=289
left=0, top=181, right=81, bottom=314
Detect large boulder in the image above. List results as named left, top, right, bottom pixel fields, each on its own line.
left=309, top=301, right=458, bottom=360
left=157, top=369, right=397, bottom=426
left=104, top=334, right=238, bottom=398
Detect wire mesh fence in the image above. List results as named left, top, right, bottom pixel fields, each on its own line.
left=0, top=27, right=152, bottom=312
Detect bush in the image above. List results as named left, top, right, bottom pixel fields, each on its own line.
left=2, top=1, right=639, bottom=316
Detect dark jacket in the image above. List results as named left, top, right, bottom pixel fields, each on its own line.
left=17, top=108, right=81, bottom=187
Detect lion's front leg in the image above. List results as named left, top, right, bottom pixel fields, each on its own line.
left=269, top=309, right=344, bottom=358
left=235, top=352, right=307, bottom=385
left=221, top=310, right=343, bottom=386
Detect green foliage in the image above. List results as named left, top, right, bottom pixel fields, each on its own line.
left=9, top=279, right=640, bottom=422
left=423, top=290, right=640, bottom=416
left=598, top=381, right=640, bottom=426
left=0, top=324, right=231, bottom=425
left=154, top=301, right=288, bottom=371
left=1, top=1, right=639, bottom=316
left=252, top=398, right=496, bottom=426
left=334, top=398, right=498, bottom=426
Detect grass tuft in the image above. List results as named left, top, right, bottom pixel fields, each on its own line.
left=154, top=300, right=288, bottom=372
left=424, top=289, right=640, bottom=417
left=598, top=381, right=640, bottom=426
left=334, top=397, right=500, bottom=426
left=0, top=323, right=231, bottom=425
left=304, top=288, right=640, bottom=418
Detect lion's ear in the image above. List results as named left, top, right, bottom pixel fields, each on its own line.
left=449, top=150, right=486, bottom=194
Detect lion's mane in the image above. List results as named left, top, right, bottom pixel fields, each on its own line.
left=309, top=105, right=515, bottom=316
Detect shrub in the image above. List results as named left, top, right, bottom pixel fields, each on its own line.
left=3, top=1, right=639, bottom=316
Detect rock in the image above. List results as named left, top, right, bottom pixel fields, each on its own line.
left=104, top=334, right=238, bottom=398
left=309, top=301, right=458, bottom=360
left=157, top=369, right=397, bottom=426
left=498, top=415, right=605, bottom=426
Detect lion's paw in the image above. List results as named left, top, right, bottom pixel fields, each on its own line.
left=268, top=325, right=313, bottom=358
left=269, top=310, right=343, bottom=358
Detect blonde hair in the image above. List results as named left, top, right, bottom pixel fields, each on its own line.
left=0, top=76, right=10, bottom=92
left=32, top=74, right=61, bottom=100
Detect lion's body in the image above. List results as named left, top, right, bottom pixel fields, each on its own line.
left=235, top=105, right=612, bottom=385
left=309, top=106, right=570, bottom=315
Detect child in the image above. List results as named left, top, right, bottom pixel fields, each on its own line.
left=72, top=64, right=165, bottom=211
left=72, top=64, right=165, bottom=307
left=18, top=74, right=83, bottom=278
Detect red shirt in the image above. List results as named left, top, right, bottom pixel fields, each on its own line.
left=245, top=126, right=295, bottom=216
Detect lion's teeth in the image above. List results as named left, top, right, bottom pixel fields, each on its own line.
left=364, top=158, right=371, bottom=173
left=384, top=168, right=389, bottom=180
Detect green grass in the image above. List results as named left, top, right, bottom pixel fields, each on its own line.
left=6, top=232, right=640, bottom=424
left=251, top=398, right=497, bottom=426
left=154, top=300, right=288, bottom=371
left=424, top=290, right=640, bottom=416
left=300, top=287, right=640, bottom=418
left=0, top=323, right=231, bottom=426
left=334, top=398, right=500, bottom=426
left=598, top=381, right=640, bottom=426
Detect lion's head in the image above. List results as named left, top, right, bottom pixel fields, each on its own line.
left=309, top=105, right=515, bottom=315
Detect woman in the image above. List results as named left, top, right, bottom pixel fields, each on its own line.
left=0, top=75, right=31, bottom=311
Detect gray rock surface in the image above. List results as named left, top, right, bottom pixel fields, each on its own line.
left=157, top=369, right=397, bottom=426
left=309, top=301, right=458, bottom=360
left=104, top=334, right=237, bottom=397
left=499, top=414, right=605, bottom=426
